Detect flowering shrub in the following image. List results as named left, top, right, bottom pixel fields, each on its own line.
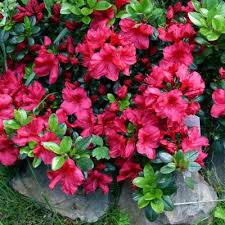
left=0, top=0, right=224, bottom=222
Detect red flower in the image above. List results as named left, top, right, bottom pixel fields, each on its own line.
left=211, top=89, right=225, bottom=118
left=61, top=82, right=91, bottom=115
left=72, top=109, right=95, bottom=137
left=0, top=94, right=14, bottom=120
left=13, top=0, right=45, bottom=22
left=120, top=19, right=154, bottom=49
left=176, top=65, right=205, bottom=99
left=34, top=48, right=59, bottom=84
left=163, top=41, right=193, bottom=65
left=89, top=43, right=136, bottom=81
left=137, top=125, right=160, bottom=159
left=158, top=23, right=195, bottom=42
left=182, top=127, right=209, bottom=152
left=33, top=132, right=59, bottom=165
left=91, top=7, right=114, bottom=28
left=0, top=70, right=22, bottom=96
left=117, top=160, right=142, bottom=182
left=0, top=135, right=19, bottom=166
left=155, top=90, right=188, bottom=123
left=13, top=118, right=44, bottom=146
left=115, top=0, right=130, bottom=9
left=219, top=67, right=225, bottom=79
left=14, top=81, right=45, bottom=111
left=83, top=170, right=112, bottom=194
left=47, top=159, right=84, bottom=195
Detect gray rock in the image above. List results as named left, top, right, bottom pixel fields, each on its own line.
left=11, top=165, right=110, bottom=223
left=119, top=173, right=217, bottom=225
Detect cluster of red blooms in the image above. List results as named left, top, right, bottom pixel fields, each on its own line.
left=0, top=0, right=210, bottom=195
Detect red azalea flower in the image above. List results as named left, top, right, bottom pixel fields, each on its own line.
left=61, top=82, right=92, bottom=115
left=211, top=89, right=225, bottom=118
left=137, top=125, right=160, bottom=159
left=115, top=0, right=130, bottom=9
left=83, top=170, right=112, bottom=194
left=158, top=23, right=195, bottom=42
left=14, top=81, right=45, bottom=111
left=0, top=70, right=22, bottom=96
left=119, top=19, right=154, bottom=49
left=33, top=132, right=59, bottom=165
left=182, top=127, right=209, bottom=152
left=219, top=67, right=225, bottom=79
left=163, top=41, right=193, bottom=66
left=13, top=0, right=45, bottom=22
left=47, top=159, right=84, bottom=195
left=117, top=160, right=142, bottom=182
left=176, top=64, right=205, bottom=99
left=34, top=48, right=59, bottom=84
left=89, top=43, right=136, bottom=81
left=0, top=135, right=19, bottom=166
left=51, top=3, right=61, bottom=24
left=155, top=90, right=188, bottom=123
left=13, top=118, right=44, bottom=146
left=0, top=94, right=14, bottom=120
left=72, top=109, right=95, bottom=137
left=91, top=7, right=114, bottom=28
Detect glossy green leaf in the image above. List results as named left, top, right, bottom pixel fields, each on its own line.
left=162, top=196, right=174, bottom=211
left=188, top=161, right=201, bottom=172
left=95, top=1, right=112, bottom=11
left=151, top=198, right=164, bottom=214
left=92, top=147, right=110, bottom=160
left=77, top=158, right=94, bottom=171
left=185, top=151, right=199, bottom=162
left=42, top=142, right=61, bottom=154
left=138, top=196, right=149, bottom=208
left=52, top=156, right=66, bottom=171
left=60, top=136, right=72, bottom=153
left=145, top=206, right=159, bottom=222
left=160, top=163, right=176, bottom=174
left=48, top=114, right=58, bottom=132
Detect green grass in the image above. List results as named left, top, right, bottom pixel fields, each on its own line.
left=0, top=165, right=130, bottom=225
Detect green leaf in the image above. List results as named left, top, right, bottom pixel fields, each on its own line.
left=77, top=158, right=94, bottom=171
left=188, top=161, right=201, bottom=172
left=75, top=136, right=92, bottom=150
left=3, top=120, right=21, bottom=130
left=138, top=196, right=149, bottom=208
left=87, top=0, right=97, bottom=8
left=206, top=0, right=218, bottom=9
left=44, top=0, right=54, bottom=16
left=81, top=7, right=93, bottom=15
left=42, top=142, right=61, bottom=154
left=92, top=147, right=110, bottom=160
left=185, top=151, right=199, bottom=162
left=144, top=189, right=163, bottom=200
left=60, top=3, right=72, bottom=14
left=212, top=15, right=225, bottom=33
left=60, top=136, right=72, bottom=153
left=184, top=176, right=195, bottom=189
left=82, top=16, right=91, bottom=24
left=145, top=206, right=159, bottom=222
left=32, top=158, right=42, bottom=168
left=188, top=12, right=205, bottom=26
left=14, top=24, right=25, bottom=34
left=158, top=152, right=173, bottom=163
left=133, top=177, right=146, bottom=188
left=70, top=5, right=82, bottom=15
left=192, top=0, right=201, bottom=11
left=162, top=196, right=174, bottom=211
left=55, top=123, right=67, bottom=137
left=95, top=1, right=112, bottom=11
left=214, top=207, right=225, bottom=220
left=144, top=164, right=154, bottom=177
left=21, top=0, right=29, bottom=4
left=160, top=163, right=176, bottom=174
left=151, top=199, right=164, bottom=214
left=52, top=156, right=66, bottom=171
left=14, top=109, right=27, bottom=125
left=107, top=93, right=116, bottom=103
left=48, top=114, right=58, bottom=132
left=92, top=135, right=103, bottom=146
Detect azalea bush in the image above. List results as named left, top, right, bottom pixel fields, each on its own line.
left=0, top=0, right=224, bottom=222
